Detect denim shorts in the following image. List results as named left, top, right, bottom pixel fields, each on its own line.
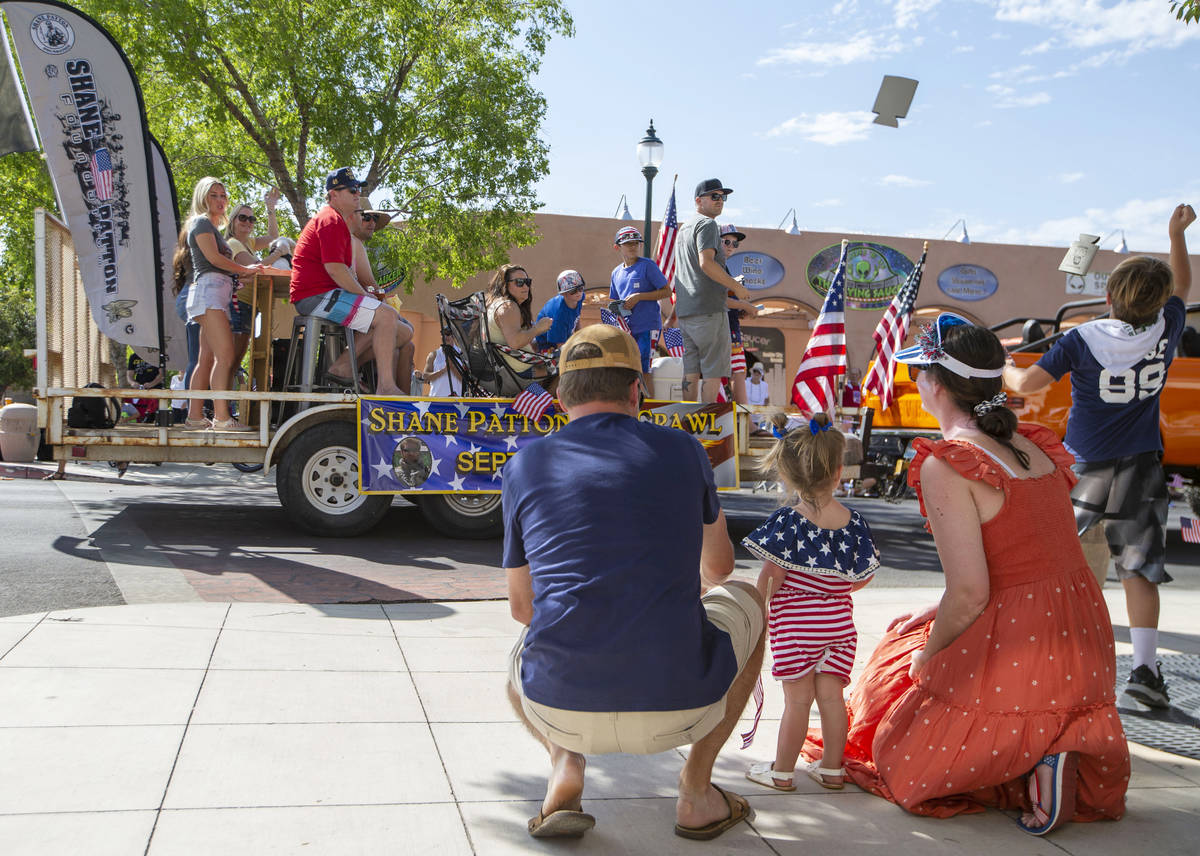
left=186, top=272, right=234, bottom=321
left=229, top=299, right=253, bottom=334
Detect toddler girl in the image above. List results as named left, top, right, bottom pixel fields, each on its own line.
left=743, top=412, right=878, bottom=790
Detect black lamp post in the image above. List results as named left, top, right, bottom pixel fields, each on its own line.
left=637, top=120, right=663, bottom=253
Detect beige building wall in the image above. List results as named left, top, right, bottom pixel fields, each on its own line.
left=398, top=213, right=1197, bottom=403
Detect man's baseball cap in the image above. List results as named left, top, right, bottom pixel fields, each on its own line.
left=614, top=226, right=643, bottom=245
left=556, top=270, right=586, bottom=293
left=695, top=178, right=733, bottom=198
left=559, top=324, right=642, bottom=375
left=720, top=223, right=746, bottom=241
left=325, top=166, right=363, bottom=192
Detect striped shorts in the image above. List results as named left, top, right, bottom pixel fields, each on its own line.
left=294, top=288, right=382, bottom=334
left=768, top=589, right=857, bottom=684
left=730, top=344, right=747, bottom=375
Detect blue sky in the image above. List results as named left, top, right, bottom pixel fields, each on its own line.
left=532, top=0, right=1199, bottom=253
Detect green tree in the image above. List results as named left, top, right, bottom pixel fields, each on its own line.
left=76, top=0, right=573, bottom=288
left=0, top=282, right=36, bottom=400
left=1170, top=1, right=1200, bottom=23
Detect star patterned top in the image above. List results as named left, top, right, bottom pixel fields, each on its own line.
left=742, top=506, right=880, bottom=583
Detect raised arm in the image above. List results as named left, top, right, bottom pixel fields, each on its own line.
left=1003, top=361, right=1055, bottom=394
left=1169, top=203, right=1196, bottom=302
left=909, top=455, right=990, bottom=676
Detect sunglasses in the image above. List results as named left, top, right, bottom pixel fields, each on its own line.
left=507, top=277, right=533, bottom=287
left=335, top=185, right=361, bottom=195
left=708, top=193, right=726, bottom=202
left=722, top=238, right=739, bottom=248
left=360, top=212, right=377, bottom=223
left=907, top=365, right=923, bottom=382
left=235, top=213, right=256, bottom=223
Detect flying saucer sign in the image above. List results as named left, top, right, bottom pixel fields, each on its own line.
left=806, top=242, right=914, bottom=310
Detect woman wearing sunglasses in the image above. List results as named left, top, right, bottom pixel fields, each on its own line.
left=225, top=189, right=285, bottom=370
left=486, top=263, right=553, bottom=380
left=803, top=314, right=1127, bottom=836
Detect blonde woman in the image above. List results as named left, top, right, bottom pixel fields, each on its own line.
left=225, top=188, right=284, bottom=368
left=183, top=177, right=268, bottom=430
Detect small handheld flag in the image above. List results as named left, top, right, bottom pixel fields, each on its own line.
left=662, top=327, right=685, bottom=358
left=600, top=307, right=630, bottom=333
left=511, top=382, right=555, bottom=421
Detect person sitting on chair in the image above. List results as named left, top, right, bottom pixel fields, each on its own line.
left=485, top=263, right=553, bottom=386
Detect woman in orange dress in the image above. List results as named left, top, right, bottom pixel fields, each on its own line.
left=805, top=313, right=1128, bottom=835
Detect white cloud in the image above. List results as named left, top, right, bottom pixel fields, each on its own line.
left=1058, top=172, right=1085, bottom=184
left=880, top=174, right=931, bottom=188
left=758, top=32, right=906, bottom=66
left=989, top=64, right=1035, bottom=79
left=983, top=196, right=1181, bottom=252
left=765, top=111, right=876, bottom=145
left=995, top=0, right=1200, bottom=56
left=894, top=0, right=942, bottom=29
left=986, top=84, right=1051, bottom=108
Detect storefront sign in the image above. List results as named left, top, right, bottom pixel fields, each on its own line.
left=806, top=242, right=914, bottom=310
left=740, top=326, right=785, bottom=372
left=726, top=251, right=785, bottom=290
left=1065, top=271, right=1109, bottom=296
left=937, top=264, right=998, bottom=301
left=357, top=398, right=739, bottom=493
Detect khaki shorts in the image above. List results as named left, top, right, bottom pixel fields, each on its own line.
left=508, top=583, right=763, bottom=755
left=678, top=312, right=733, bottom=379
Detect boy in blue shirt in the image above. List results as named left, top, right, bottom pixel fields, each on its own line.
left=1005, top=203, right=1195, bottom=708
left=534, top=270, right=586, bottom=354
left=609, top=226, right=671, bottom=385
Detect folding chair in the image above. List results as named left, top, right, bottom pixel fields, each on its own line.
left=434, top=292, right=498, bottom=397
left=476, top=293, right=557, bottom=396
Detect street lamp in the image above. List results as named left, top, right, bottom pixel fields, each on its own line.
left=942, top=218, right=970, bottom=244
left=614, top=194, right=633, bottom=220
left=1100, top=228, right=1129, bottom=254
left=777, top=207, right=802, bottom=235
left=637, top=120, right=663, bottom=253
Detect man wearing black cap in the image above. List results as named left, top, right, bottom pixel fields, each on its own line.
left=289, top=166, right=406, bottom=395
left=673, top=179, right=754, bottom=402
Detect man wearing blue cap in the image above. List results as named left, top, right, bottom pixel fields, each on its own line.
left=609, top=226, right=669, bottom=385
left=290, top=167, right=408, bottom=395
left=674, top=179, right=754, bottom=402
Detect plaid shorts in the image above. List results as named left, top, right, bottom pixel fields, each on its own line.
left=294, top=288, right=381, bottom=334
left=1071, top=450, right=1171, bottom=584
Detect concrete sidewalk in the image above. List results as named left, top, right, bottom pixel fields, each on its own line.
left=1, top=589, right=1197, bottom=855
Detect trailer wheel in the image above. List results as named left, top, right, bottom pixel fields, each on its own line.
left=415, top=493, right=503, bottom=539
left=276, top=421, right=390, bottom=537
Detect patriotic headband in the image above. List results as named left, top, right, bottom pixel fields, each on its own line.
left=894, top=312, right=1004, bottom=379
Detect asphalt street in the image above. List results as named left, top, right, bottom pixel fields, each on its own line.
left=2, top=463, right=1198, bottom=616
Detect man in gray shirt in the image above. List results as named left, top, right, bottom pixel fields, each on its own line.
left=673, top=178, right=754, bottom=402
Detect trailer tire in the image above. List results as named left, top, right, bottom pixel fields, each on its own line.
left=276, top=421, right=390, bottom=537
left=415, top=493, right=503, bottom=539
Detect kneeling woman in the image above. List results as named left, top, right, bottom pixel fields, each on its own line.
left=804, top=314, right=1128, bottom=835
left=184, top=177, right=267, bottom=430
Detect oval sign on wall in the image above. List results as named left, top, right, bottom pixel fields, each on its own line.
left=806, top=242, right=914, bottom=310
left=726, top=251, right=785, bottom=290
left=937, top=264, right=998, bottom=301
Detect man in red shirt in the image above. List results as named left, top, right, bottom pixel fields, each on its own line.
left=290, top=166, right=406, bottom=395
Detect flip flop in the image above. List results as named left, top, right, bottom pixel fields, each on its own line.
left=527, top=809, right=596, bottom=839
left=804, top=760, right=846, bottom=790
left=674, top=784, right=752, bottom=841
left=746, top=760, right=796, bottom=792
left=1017, top=751, right=1078, bottom=836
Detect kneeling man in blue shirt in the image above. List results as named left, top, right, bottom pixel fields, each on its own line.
left=503, top=323, right=766, bottom=841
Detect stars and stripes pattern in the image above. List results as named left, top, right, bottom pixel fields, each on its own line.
left=791, top=241, right=848, bottom=413
left=653, top=180, right=678, bottom=285
left=600, top=307, right=630, bottom=332
left=1183, top=516, right=1200, bottom=545
left=863, top=245, right=926, bottom=410
left=662, top=326, right=685, bottom=358
left=510, top=382, right=555, bottom=421
left=91, top=147, right=114, bottom=200
left=740, top=676, right=765, bottom=748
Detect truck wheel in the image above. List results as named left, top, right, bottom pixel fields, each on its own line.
left=416, top=493, right=503, bottom=539
left=276, top=421, right=391, bottom=537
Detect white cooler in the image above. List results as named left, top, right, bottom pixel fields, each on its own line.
left=649, top=356, right=685, bottom=401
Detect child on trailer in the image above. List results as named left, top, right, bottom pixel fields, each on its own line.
left=741, top=411, right=879, bottom=791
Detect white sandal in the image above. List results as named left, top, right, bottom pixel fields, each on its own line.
left=746, top=760, right=796, bottom=792
left=805, top=760, right=845, bottom=790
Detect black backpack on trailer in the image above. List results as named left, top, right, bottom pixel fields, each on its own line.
left=67, top=383, right=118, bottom=429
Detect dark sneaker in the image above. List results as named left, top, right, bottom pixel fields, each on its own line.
left=1126, top=663, right=1170, bottom=708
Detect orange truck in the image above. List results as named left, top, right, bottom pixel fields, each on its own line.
left=862, top=300, right=1200, bottom=512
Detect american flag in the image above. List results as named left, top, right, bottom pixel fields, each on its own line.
left=863, top=244, right=927, bottom=410
left=511, top=382, right=555, bottom=421
left=653, top=180, right=678, bottom=284
left=1183, top=516, right=1200, bottom=545
left=791, top=241, right=848, bottom=413
left=662, top=326, right=685, bottom=358
left=739, top=675, right=765, bottom=748
left=600, top=307, right=630, bottom=332
left=91, top=147, right=114, bottom=200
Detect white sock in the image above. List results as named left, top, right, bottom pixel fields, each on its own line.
left=1129, top=627, right=1158, bottom=673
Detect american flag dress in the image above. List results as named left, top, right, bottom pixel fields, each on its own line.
left=742, top=507, right=879, bottom=683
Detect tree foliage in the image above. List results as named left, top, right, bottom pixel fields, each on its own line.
left=1170, top=1, right=1200, bottom=23
left=74, top=0, right=573, bottom=288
